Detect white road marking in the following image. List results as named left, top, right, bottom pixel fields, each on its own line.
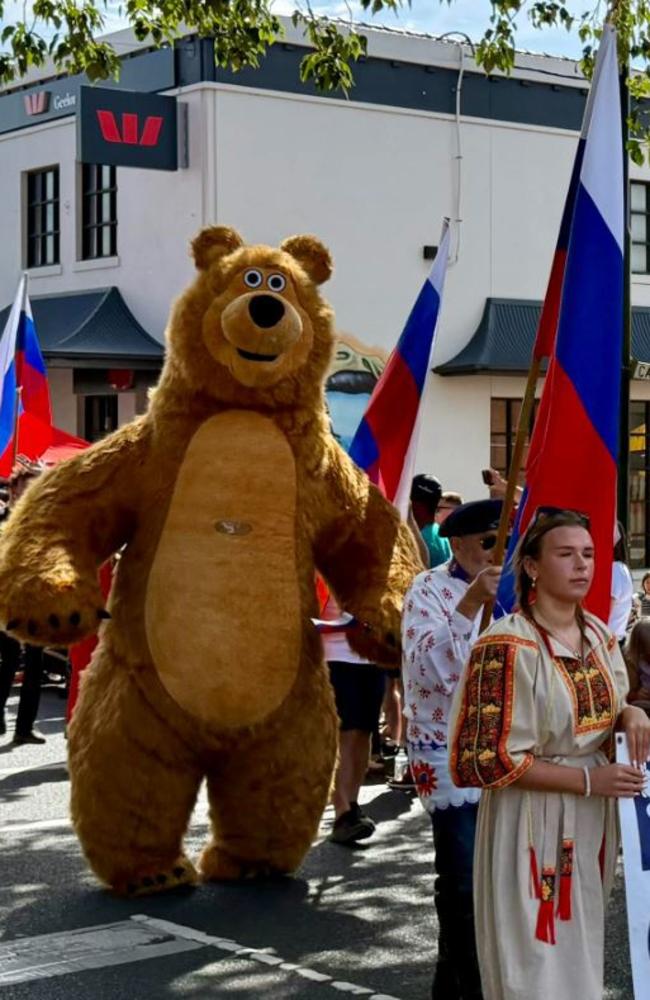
left=133, top=915, right=401, bottom=999
left=0, top=918, right=203, bottom=985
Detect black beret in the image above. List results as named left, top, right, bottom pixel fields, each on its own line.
left=438, top=499, right=503, bottom=538
left=410, top=474, right=442, bottom=508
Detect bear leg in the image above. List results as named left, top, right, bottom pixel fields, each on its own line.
left=68, top=657, right=203, bottom=896
left=200, top=674, right=338, bottom=881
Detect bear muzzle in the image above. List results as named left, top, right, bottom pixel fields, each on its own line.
left=220, top=293, right=303, bottom=365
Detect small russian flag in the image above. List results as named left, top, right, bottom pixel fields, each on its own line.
left=349, top=219, right=451, bottom=517
left=0, top=276, right=52, bottom=477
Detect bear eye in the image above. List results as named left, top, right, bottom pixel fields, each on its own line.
left=244, top=269, right=263, bottom=289
left=267, top=273, right=286, bottom=292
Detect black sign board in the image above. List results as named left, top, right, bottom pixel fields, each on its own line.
left=77, top=86, right=178, bottom=171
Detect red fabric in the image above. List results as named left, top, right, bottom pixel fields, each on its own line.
left=0, top=412, right=53, bottom=476
left=364, top=351, right=420, bottom=501
left=533, top=249, right=566, bottom=360
left=519, top=361, right=617, bottom=621
left=41, top=426, right=89, bottom=464
left=529, top=845, right=541, bottom=900
left=535, top=899, right=556, bottom=945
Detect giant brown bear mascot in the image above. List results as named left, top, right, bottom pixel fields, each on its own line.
left=0, top=227, right=422, bottom=894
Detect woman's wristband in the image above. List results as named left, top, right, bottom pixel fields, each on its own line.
left=582, top=765, right=591, bottom=798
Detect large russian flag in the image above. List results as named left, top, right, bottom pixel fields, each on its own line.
left=497, top=25, right=623, bottom=621
left=0, top=276, right=52, bottom=476
left=348, top=220, right=451, bottom=517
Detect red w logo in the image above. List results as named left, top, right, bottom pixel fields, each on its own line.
left=24, top=92, right=50, bottom=116
left=96, top=111, right=163, bottom=147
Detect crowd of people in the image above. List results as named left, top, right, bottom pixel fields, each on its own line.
left=2, top=459, right=649, bottom=1000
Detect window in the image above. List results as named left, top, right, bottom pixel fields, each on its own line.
left=630, top=400, right=650, bottom=567
left=26, top=166, right=59, bottom=268
left=490, top=398, right=538, bottom=486
left=81, top=164, right=117, bottom=260
left=631, top=181, right=650, bottom=274
left=84, top=395, right=118, bottom=443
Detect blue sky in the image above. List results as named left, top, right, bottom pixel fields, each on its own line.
left=274, top=0, right=588, bottom=59
left=1, top=0, right=589, bottom=60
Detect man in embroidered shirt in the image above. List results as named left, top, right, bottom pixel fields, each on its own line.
left=402, top=499, right=503, bottom=1000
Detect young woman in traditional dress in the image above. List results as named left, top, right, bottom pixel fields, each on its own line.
left=449, top=508, right=650, bottom=1000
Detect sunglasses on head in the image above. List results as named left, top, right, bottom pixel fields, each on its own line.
left=531, top=506, right=591, bottom=530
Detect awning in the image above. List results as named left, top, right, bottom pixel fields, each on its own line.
left=0, top=287, right=164, bottom=369
left=435, top=297, right=650, bottom=375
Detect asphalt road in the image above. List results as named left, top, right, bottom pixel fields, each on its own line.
left=0, top=686, right=636, bottom=999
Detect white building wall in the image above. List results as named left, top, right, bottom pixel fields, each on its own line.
left=48, top=368, right=76, bottom=434
left=2, top=39, right=650, bottom=501
left=0, top=88, right=206, bottom=339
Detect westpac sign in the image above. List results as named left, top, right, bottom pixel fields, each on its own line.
left=77, top=87, right=178, bottom=171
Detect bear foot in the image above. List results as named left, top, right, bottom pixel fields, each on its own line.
left=199, top=844, right=289, bottom=883
left=112, top=856, right=198, bottom=897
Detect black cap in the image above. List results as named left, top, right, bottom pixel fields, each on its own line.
left=438, top=499, right=503, bottom=538
left=410, top=474, right=442, bottom=509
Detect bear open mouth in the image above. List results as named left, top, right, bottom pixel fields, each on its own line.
left=236, top=348, right=279, bottom=363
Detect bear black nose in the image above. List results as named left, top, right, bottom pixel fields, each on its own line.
left=248, top=294, right=285, bottom=329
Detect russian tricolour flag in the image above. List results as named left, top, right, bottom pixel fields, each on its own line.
left=349, top=220, right=451, bottom=516
left=497, top=25, right=623, bottom=620
left=0, top=276, right=52, bottom=476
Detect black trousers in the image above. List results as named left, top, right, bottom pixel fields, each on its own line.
left=0, top=633, right=44, bottom=737
left=430, top=801, right=483, bottom=1000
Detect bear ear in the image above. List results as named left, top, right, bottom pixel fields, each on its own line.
left=280, top=235, right=333, bottom=285
left=191, top=226, right=244, bottom=271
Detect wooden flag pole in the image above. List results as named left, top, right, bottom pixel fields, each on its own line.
left=9, top=386, right=22, bottom=505
left=479, top=356, right=542, bottom=632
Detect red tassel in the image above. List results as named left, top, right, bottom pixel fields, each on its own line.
left=529, top=845, right=541, bottom=899
left=557, top=840, right=573, bottom=921
left=536, top=900, right=556, bottom=944
left=535, top=867, right=556, bottom=945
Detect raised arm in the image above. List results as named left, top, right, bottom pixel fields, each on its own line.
left=312, top=440, right=423, bottom=664
left=0, top=417, right=150, bottom=646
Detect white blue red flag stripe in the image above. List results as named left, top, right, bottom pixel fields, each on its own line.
left=16, top=290, right=51, bottom=428
left=0, top=279, right=21, bottom=462
left=497, top=25, right=623, bottom=620
left=348, top=219, right=451, bottom=517
left=0, top=276, right=52, bottom=476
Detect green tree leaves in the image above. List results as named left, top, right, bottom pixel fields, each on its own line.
left=0, top=0, right=649, bottom=160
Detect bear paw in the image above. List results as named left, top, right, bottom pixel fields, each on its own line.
left=114, top=857, right=198, bottom=897
left=0, top=575, right=108, bottom=646
left=199, top=844, right=283, bottom=882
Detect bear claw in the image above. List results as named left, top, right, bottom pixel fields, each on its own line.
left=119, top=859, right=197, bottom=897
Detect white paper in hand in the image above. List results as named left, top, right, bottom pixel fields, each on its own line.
left=616, top=733, right=650, bottom=1000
